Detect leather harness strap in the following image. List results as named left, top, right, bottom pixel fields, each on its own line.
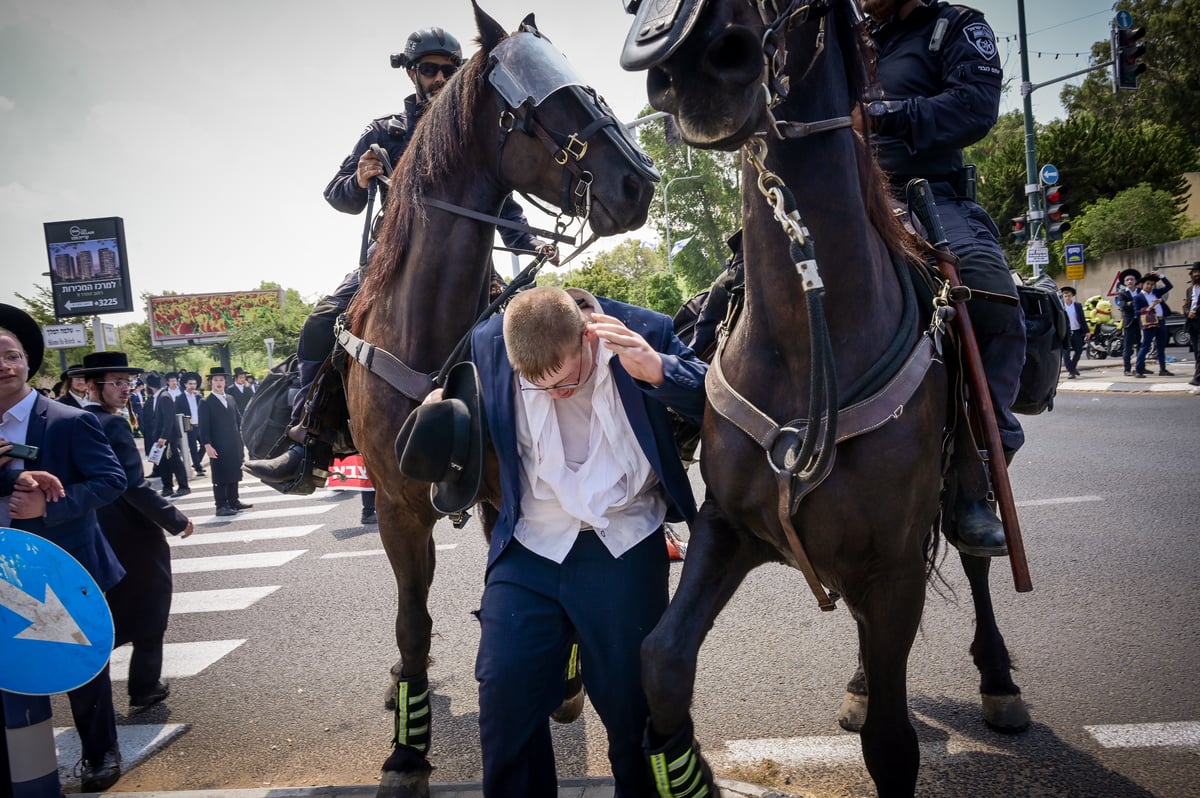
left=336, top=326, right=436, bottom=402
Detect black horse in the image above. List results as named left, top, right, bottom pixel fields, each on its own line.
left=620, top=0, right=1026, bottom=795
left=345, top=5, right=657, bottom=797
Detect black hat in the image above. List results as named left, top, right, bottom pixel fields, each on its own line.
left=1060, top=285, right=1076, bottom=296
left=144, top=373, right=163, bottom=389
left=394, top=361, right=485, bottom=515
left=233, top=367, right=246, bottom=375
left=75, top=351, right=144, bottom=377
left=183, top=371, right=202, bottom=384
left=207, top=366, right=230, bottom=379
left=61, top=364, right=83, bottom=382
left=0, top=303, right=45, bottom=374
left=1118, top=268, right=1142, bottom=284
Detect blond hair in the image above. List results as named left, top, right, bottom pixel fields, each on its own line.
left=502, top=286, right=586, bottom=381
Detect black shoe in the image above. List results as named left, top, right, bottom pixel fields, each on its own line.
left=194, top=468, right=206, bottom=476
left=160, top=488, right=174, bottom=498
left=233, top=500, right=255, bottom=510
left=949, top=498, right=1008, bottom=557
left=361, top=510, right=378, bottom=525
left=1158, top=369, right=1175, bottom=376
left=1189, top=378, right=1200, bottom=386
left=1134, top=372, right=1146, bottom=378
left=1066, top=373, right=1076, bottom=379
left=80, top=747, right=122, bottom=792
left=172, top=487, right=192, bottom=498
left=1123, top=370, right=1133, bottom=376
left=130, top=680, right=170, bottom=711
left=215, top=505, right=238, bottom=517
left=244, top=444, right=305, bottom=482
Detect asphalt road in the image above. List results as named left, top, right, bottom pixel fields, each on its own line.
left=49, top=389, right=1200, bottom=797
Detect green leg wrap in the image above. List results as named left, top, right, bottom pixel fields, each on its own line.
left=645, top=720, right=715, bottom=798
left=391, top=672, right=431, bottom=754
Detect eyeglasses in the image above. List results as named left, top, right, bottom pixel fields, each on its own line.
left=97, top=379, right=133, bottom=388
left=521, top=337, right=589, bottom=393
left=415, top=62, right=457, bottom=79
left=1, top=351, right=27, bottom=365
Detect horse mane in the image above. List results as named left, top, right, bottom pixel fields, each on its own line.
left=349, top=38, right=501, bottom=329
left=832, top=0, right=921, bottom=262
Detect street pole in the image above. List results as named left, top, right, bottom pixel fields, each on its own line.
left=663, top=174, right=700, bottom=273
left=1017, top=0, right=1044, bottom=278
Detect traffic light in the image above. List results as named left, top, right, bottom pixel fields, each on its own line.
left=1043, top=185, right=1070, bottom=241
left=1010, top=215, right=1028, bottom=245
left=1111, top=26, right=1147, bottom=91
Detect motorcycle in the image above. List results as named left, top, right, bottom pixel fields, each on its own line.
left=1085, top=322, right=1123, bottom=360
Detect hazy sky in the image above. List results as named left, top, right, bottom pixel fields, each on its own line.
left=1, top=0, right=1115, bottom=326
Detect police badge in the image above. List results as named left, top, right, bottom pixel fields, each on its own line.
left=963, top=22, right=998, bottom=60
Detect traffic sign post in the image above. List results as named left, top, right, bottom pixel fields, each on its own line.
left=41, top=324, right=87, bottom=350
left=0, top=527, right=114, bottom=695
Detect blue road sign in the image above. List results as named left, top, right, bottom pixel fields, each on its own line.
left=1116, top=10, right=1133, bottom=30
left=0, top=527, right=113, bottom=695
left=1065, top=244, right=1085, bottom=265
left=1039, top=164, right=1059, bottom=186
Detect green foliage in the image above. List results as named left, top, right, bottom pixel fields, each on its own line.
left=545, top=239, right=686, bottom=316
left=639, top=272, right=684, bottom=317
left=561, top=261, right=633, bottom=303
left=636, top=106, right=743, bottom=296
left=1065, top=182, right=1184, bottom=259
left=1061, top=0, right=1200, bottom=147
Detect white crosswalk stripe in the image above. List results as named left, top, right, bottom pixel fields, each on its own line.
left=172, top=491, right=340, bottom=511
left=168, top=524, right=323, bottom=547
left=109, top=640, right=246, bottom=681
left=172, top=550, right=306, bottom=573
left=321, top=543, right=458, bottom=559
left=171, top=586, right=282, bottom=613
left=194, top=504, right=336, bottom=525
left=55, top=724, right=187, bottom=788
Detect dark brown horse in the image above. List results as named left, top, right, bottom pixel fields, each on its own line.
left=621, top=0, right=1024, bottom=795
left=344, top=5, right=656, bottom=796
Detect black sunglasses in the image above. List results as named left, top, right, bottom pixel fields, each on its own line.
left=415, top=62, right=457, bottom=79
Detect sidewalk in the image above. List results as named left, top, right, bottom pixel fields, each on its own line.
left=1055, top=350, right=1199, bottom=395
left=86, top=779, right=797, bottom=798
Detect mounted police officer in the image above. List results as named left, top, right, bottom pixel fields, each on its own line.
left=246, top=27, right=556, bottom=488
left=858, top=0, right=1025, bottom=557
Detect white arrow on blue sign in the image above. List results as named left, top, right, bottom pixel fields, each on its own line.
left=0, top=527, right=114, bottom=695
left=1116, top=10, right=1133, bottom=30
left=1040, top=164, right=1059, bottom=186
left=1065, top=244, right=1085, bottom=265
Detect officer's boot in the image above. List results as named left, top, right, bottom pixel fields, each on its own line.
left=243, top=357, right=323, bottom=484
left=950, top=449, right=1014, bottom=558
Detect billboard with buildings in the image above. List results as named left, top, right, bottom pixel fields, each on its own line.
left=147, top=290, right=283, bottom=345
left=43, top=217, right=134, bottom=318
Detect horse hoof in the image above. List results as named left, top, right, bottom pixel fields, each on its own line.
left=837, top=691, right=868, bottom=733
left=551, top=684, right=585, bottom=724
left=982, top=692, right=1031, bottom=733
left=376, top=747, right=432, bottom=798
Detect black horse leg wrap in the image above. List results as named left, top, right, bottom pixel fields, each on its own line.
left=645, top=719, right=715, bottom=798
left=392, top=672, right=431, bottom=754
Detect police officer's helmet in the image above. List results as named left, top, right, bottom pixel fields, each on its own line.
left=391, top=27, right=463, bottom=69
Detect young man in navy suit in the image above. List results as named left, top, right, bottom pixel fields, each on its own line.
left=1060, top=286, right=1088, bottom=379
left=424, top=286, right=706, bottom=796
left=0, top=303, right=128, bottom=793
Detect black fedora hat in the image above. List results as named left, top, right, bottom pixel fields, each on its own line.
left=0, top=303, right=45, bottom=375
left=207, top=366, right=230, bottom=379
left=394, top=361, right=485, bottom=515
left=61, top=364, right=82, bottom=382
left=75, top=351, right=144, bottom=377
left=1118, top=268, right=1142, bottom=284
left=144, top=373, right=163, bottom=389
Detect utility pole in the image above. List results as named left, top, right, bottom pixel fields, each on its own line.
left=1017, top=0, right=1042, bottom=247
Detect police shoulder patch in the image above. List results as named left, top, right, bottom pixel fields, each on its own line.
left=963, top=21, right=998, bottom=61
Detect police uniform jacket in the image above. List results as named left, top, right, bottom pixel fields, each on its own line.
left=867, top=1, right=1002, bottom=187
left=323, top=94, right=540, bottom=251
left=88, top=405, right=188, bottom=645
left=198, top=392, right=244, bottom=484
left=471, top=296, right=707, bottom=576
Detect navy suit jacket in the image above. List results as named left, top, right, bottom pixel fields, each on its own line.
left=471, top=295, right=707, bottom=575
left=4, top=393, right=127, bottom=591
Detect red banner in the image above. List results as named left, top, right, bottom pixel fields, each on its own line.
left=327, top=455, right=374, bottom=491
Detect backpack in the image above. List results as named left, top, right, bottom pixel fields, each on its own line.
left=1012, top=274, right=1068, bottom=415
left=240, top=354, right=302, bottom=460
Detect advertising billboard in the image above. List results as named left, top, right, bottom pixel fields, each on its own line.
left=147, top=290, right=283, bottom=345
left=43, top=217, right=134, bottom=318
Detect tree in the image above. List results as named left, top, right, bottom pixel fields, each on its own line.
left=559, top=261, right=633, bottom=302
left=544, top=239, right=686, bottom=316
left=636, top=107, right=743, bottom=296
left=13, top=285, right=94, bottom=381
left=1061, top=0, right=1200, bottom=147
left=1065, top=182, right=1184, bottom=259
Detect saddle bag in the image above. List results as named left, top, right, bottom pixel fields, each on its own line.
left=241, top=354, right=302, bottom=460
left=1012, top=274, right=1068, bottom=416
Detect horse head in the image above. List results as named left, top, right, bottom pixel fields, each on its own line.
left=621, top=0, right=865, bottom=151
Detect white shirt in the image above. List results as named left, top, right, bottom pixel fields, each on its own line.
left=1064, top=300, right=1080, bottom=331
left=185, top=392, right=200, bottom=422
left=0, top=389, right=39, bottom=526
left=1139, top=289, right=1164, bottom=318
left=513, top=338, right=666, bottom=563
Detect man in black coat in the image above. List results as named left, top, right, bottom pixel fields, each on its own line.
left=227, top=367, right=255, bottom=415
left=149, top=373, right=191, bottom=498
left=199, top=367, right=252, bottom=516
left=79, top=351, right=195, bottom=711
